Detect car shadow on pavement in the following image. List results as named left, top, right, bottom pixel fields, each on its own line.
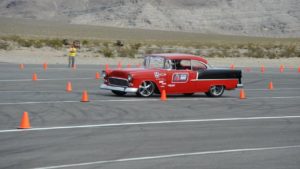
left=99, top=92, right=235, bottom=99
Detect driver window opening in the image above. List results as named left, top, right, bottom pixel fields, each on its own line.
left=172, top=59, right=191, bottom=70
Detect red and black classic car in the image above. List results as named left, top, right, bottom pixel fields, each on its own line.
left=100, top=53, right=243, bottom=97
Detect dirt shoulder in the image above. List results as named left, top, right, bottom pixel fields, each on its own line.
left=0, top=48, right=299, bottom=68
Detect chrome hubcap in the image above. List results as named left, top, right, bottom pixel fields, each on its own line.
left=139, top=81, right=154, bottom=97
left=210, top=85, right=224, bottom=96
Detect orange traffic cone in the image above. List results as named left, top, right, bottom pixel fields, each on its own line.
left=19, top=112, right=31, bottom=129
left=117, top=62, right=122, bottom=69
left=230, top=64, right=235, bottom=70
left=81, top=90, right=89, bottom=102
left=279, top=65, right=284, bottom=73
left=32, top=72, right=38, bottom=81
left=66, top=81, right=72, bottom=92
left=298, top=66, right=300, bottom=73
left=268, top=81, right=274, bottom=90
left=43, top=63, right=48, bottom=71
left=95, top=72, right=100, bottom=79
left=105, top=64, right=109, bottom=71
left=160, top=89, right=167, bottom=101
left=261, top=65, right=265, bottom=73
left=19, top=64, right=24, bottom=70
left=137, top=63, right=141, bottom=68
left=127, top=64, right=131, bottom=68
left=239, top=89, right=246, bottom=99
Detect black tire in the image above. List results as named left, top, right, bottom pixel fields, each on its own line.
left=183, top=93, right=194, bottom=96
left=205, top=85, right=224, bottom=97
left=136, top=81, right=155, bottom=97
left=112, top=90, right=127, bottom=96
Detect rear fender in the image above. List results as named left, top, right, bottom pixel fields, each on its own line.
left=199, top=69, right=241, bottom=90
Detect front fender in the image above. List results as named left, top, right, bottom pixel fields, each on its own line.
left=132, top=79, right=162, bottom=94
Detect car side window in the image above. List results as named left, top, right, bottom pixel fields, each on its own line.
left=173, top=60, right=191, bottom=70
left=191, top=60, right=207, bottom=72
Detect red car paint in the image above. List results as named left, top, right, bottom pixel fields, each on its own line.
left=100, top=53, right=242, bottom=97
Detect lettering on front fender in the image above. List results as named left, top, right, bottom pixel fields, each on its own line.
left=154, top=72, right=160, bottom=78
left=154, top=72, right=167, bottom=79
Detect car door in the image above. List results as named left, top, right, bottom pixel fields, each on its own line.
left=165, top=59, right=197, bottom=94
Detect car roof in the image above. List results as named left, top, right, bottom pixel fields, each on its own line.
left=149, top=53, right=208, bottom=64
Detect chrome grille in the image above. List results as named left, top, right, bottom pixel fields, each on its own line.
left=108, top=78, right=129, bottom=86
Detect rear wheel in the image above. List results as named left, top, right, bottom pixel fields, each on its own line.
left=205, top=85, right=224, bottom=97
left=112, top=90, right=127, bottom=96
left=136, top=81, right=155, bottom=97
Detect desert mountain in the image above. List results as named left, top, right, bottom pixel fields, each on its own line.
left=0, top=0, right=299, bottom=37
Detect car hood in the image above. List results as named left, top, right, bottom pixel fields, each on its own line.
left=108, top=68, right=161, bottom=79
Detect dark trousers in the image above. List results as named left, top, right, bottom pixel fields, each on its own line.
left=68, top=56, right=75, bottom=68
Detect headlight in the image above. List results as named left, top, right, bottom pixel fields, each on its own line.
left=128, top=74, right=133, bottom=82
left=102, top=71, right=107, bottom=78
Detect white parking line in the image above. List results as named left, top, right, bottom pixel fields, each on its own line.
left=33, top=145, right=300, bottom=169
left=0, top=90, right=99, bottom=93
left=1, top=115, right=300, bottom=133
left=0, top=78, right=94, bottom=82
left=0, top=100, right=80, bottom=105
left=0, top=90, right=63, bottom=93
left=168, top=96, right=300, bottom=100
left=0, top=96, right=300, bottom=105
left=244, top=71, right=299, bottom=75
left=248, top=96, right=300, bottom=99
left=245, top=88, right=300, bottom=91
left=0, top=79, right=31, bottom=82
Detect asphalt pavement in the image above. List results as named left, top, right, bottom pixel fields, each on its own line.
left=0, top=62, right=299, bottom=169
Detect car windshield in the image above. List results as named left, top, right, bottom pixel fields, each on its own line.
left=144, top=56, right=166, bottom=69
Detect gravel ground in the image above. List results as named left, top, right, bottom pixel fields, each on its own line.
left=0, top=48, right=299, bottom=68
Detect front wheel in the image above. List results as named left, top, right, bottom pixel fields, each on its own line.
left=205, top=85, right=224, bottom=97
left=136, top=81, right=155, bottom=97
left=112, top=90, right=127, bottom=96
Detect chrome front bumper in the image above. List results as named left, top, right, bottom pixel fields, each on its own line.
left=237, top=84, right=244, bottom=88
left=100, top=84, right=138, bottom=93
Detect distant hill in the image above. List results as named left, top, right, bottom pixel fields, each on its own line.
left=0, top=0, right=299, bottom=37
